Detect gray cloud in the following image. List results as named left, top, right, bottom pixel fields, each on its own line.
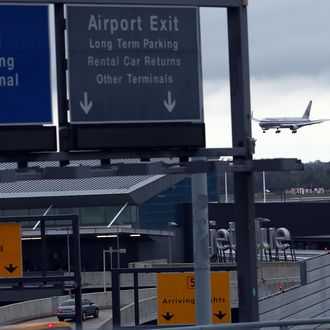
left=200, top=8, right=228, bottom=80
left=249, top=0, right=330, bottom=78
left=200, top=0, right=330, bottom=80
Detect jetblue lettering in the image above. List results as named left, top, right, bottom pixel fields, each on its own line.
left=210, top=220, right=293, bottom=259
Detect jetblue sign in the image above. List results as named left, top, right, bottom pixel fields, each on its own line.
left=210, top=219, right=295, bottom=262
left=0, top=5, right=52, bottom=125
left=66, top=5, right=203, bottom=123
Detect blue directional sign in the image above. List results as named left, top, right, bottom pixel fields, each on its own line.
left=0, top=5, right=52, bottom=125
left=66, top=5, right=203, bottom=123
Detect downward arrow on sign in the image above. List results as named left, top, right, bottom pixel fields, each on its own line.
left=5, top=264, right=18, bottom=274
left=163, top=91, right=176, bottom=113
left=214, top=310, right=227, bottom=320
left=162, top=312, right=174, bottom=321
left=80, top=92, right=93, bottom=115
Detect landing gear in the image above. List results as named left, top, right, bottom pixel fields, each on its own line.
left=263, top=130, right=266, bottom=133
left=275, top=129, right=281, bottom=133
left=292, top=130, right=297, bottom=134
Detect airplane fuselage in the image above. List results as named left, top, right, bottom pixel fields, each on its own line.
left=259, top=117, right=309, bottom=130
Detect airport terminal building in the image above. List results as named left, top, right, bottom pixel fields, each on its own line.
left=0, top=160, right=219, bottom=272
left=0, top=160, right=329, bottom=274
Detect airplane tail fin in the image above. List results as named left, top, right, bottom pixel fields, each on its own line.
left=302, top=100, right=312, bottom=119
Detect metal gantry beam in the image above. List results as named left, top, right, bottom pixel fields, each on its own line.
left=0, top=158, right=303, bottom=183
left=0, top=0, right=246, bottom=6
left=0, top=147, right=248, bottom=163
left=0, top=158, right=303, bottom=182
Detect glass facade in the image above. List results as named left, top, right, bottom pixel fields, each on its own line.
left=139, top=172, right=219, bottom=229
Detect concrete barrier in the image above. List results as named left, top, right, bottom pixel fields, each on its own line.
left=0, top=289, right=156, bottom=326
left=118, top=297, right=157, bottom=326
left=81, top=271, right=157, bottom=289
left=0, top=295, right=70, bottom=325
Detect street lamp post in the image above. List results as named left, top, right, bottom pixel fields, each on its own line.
left=103, top=247, right=114, bottom=292
left=263, top=171, right=266, bottom=203
left=224, top=171, right=228, bottom=203
left=220, top=157, right=230, bottom=203
left=66, top=228, right=71, bottom=274
left=116, top=227, right=120, bottom=268
left=102, top=248, right=108, bottom=293
left=109, top=247, right=114, bottom=269
left=167, top=222, right=177, bottom=264
left=103, top=246, right=126, bottom=292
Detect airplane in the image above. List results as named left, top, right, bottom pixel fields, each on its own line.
left=252, top=100, right=329, bottom=133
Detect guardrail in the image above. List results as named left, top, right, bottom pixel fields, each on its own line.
left=159, top=317, right=330, bottom=330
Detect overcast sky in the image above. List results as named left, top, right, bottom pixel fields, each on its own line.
left=200, top=0, right=330, bottom=163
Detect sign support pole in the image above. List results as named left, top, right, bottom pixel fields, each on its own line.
left=191, top=159, right=212, bottom=325
left=227, top=5, right=259, bottom=322
left=72, top=216, right=83, bottom=329
left=54, top=3, right=70, bottom=152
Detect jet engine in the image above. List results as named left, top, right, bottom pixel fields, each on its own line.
left=290, top=124, right=298, bottom=133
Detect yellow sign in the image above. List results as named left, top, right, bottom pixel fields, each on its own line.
left=157, top=272, right=231, bottom=325
left=0, top=223, right=22, bottom=277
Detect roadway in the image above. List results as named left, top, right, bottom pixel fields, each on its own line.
left=16, top=310, right=112, bottom=330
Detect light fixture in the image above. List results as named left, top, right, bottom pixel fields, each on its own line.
left=130, top=234, right=141, bottom=237
left=22, top=237, right=41, bottom=240
left=97, top=234, right=117, bottom=238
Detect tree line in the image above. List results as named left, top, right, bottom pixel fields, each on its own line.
left=217, top=161, right=330, bottom=194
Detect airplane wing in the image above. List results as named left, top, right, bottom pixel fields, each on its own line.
left=297, top=119, right=330, bottom=127
left=309, top=119, right=330, bottom=124
left=251, top=112, right=260, bottom=122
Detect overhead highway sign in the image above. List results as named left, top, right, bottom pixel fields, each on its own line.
left=66, top=5, right=202, bottom=123
left=0, top=5, right=52, bottom=125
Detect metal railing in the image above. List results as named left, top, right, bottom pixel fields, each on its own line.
left=158, top=317, right=330, bottom=330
